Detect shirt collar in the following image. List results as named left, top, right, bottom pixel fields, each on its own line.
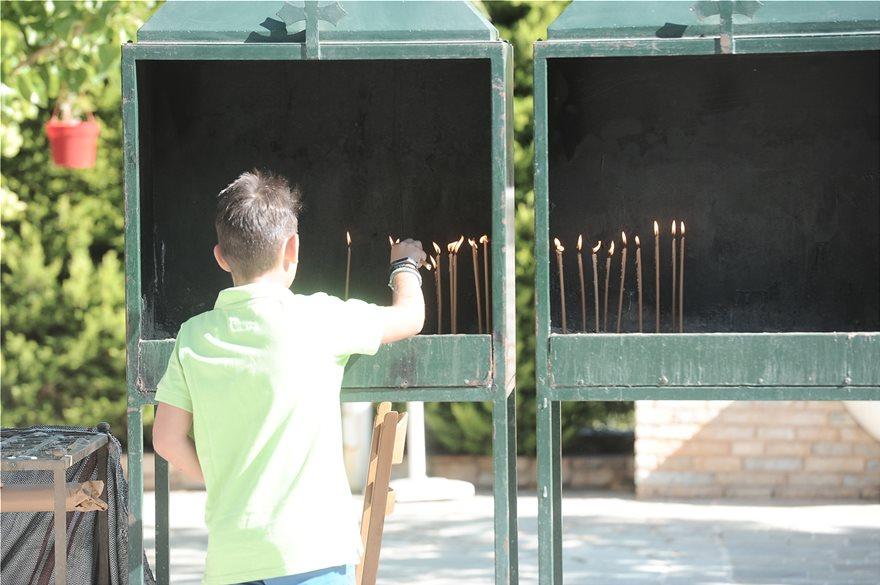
left=214, top=281, right=293, bottom=309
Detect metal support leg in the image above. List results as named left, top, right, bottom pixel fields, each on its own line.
left=537, top=396, right=562, bottom=584
left=95, top=441, right=111, bottom=585
left=550, top=401, right=562, bottom=585
left=53, top=467, right=68, bottom=584
left=155, top=413, right=171, bottom=585
left=493, top=392, right=519, bottom=585
left=127, top=405, right=144, bottom=585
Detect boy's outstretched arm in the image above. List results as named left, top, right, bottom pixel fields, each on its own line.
left=153, top=404, right=205, bottom=484
left=379, top=238, right=426, bottom=344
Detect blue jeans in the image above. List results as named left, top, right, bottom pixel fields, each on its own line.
left=238, top=565, right=354, bottom=585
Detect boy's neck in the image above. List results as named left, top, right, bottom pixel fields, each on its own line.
left=233, top=269, right=294, bottom=290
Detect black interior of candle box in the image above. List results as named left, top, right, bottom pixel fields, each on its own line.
left=138, top=59, right=492, bottom=339
left=548, top=50, right=879, bottom=333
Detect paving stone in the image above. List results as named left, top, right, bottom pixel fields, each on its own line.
left=144, top=491, right=880, bottom=585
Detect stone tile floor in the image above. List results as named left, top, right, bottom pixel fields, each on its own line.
left=144, top=491, right=880, bottom=584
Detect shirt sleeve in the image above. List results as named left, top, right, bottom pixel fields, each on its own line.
left=322, top=295, right=385, bottom=359
left=154, top=337, right=193, bottom=412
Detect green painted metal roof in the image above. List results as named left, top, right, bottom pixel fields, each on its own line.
left=548, top=1, right=880, bottom=40
left=138, top=0, right=497, bottom=43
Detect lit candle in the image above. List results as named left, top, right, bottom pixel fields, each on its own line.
left=480, top=235, right=490, bottom=332
left=447, top=242, right=455, bottom=334
left=671, top=220, right=677, bottom=333
left=577, top=235, right=586, bottom=332
left=469, top=239, right=483, bottom=334
left=604, top=240, right=615, bottom=333
left=344, top=231, right=352, bottom=300
left=454, top=236, right=464, bottom=332
left=554, top=237, right=567, bottom=333
left=591, top=241, right=601, bottom=334
left=635, top=235, right=643, bottom=333
left=432, top=243, right=443, bottom=335
left=654, top=220, right=660, bottom=333
left=616, top=232, right=628, bottom=334
left=679, top=221, right=685, bottom=333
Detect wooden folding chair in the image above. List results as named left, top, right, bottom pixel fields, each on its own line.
left=356, top=402, right=408, bottom=585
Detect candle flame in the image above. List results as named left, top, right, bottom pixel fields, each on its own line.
left=671, top=220, right=677, bottom=236
left=635, top=235, right=641, bottom=247
left=433, top=242, right=441, bottom=256
left=479, top=234, right=489, bottom=244
left=430, top=256, right=437, bottom=268
left=653, top=220, right=659, bottom=236
left=680, top=221, right=685, bottom=235
left=469, top=238, right=478, bottom=249
left=447, top=241, right=455, bottom=254
left=346, top=231, right=351, bottom=246
left=577, top=234, right=583, bottom=251
left=608, top=241, right=615, bottom=256
left=553, top=237, right=564, bottom=253
left=621, top=231, right=627, bottom=246
left=425, top=263, right=432, bottom=271
left=592, top=240, right=602, bottom=254
left=456, top=235, right=465, bottom=251
left=388, top=235, right=394, bottom=246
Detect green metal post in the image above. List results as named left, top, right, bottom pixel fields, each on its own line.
left=493, top=393, right=518, bottom=584
left=122, top=43, right=146, bottom=585
left=154, top=408, right=171, bottom=585
left=490, top=41, right=518, bottom=585
left=127, top=405, right=144, bottom=585
left=533, top=52, right=563, bottom=585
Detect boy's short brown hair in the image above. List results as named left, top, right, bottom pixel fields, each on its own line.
left=215, top=170, right=302, bottom=279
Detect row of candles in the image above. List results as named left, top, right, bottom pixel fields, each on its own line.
left=344, top=232, right=491, bottom=334
left=554, top=219, right=686, bottom=333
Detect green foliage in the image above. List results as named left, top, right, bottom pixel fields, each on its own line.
left=1, top=0, right=155, bottom=157
left=1, top=1, right=158, bottom=432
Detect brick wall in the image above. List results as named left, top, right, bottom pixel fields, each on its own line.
left=636, top=401, right=880, bottom=499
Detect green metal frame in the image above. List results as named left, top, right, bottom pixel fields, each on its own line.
left=533, top=16, right=880, bottom=585
left=123, top=41, right=517, bottom=584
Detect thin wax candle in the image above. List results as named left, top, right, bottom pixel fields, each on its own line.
left=604, top=240, right=615, bottom=332
left=616, top=231, right=628, bottom=334
left=635, top=236, right=643, bottom=333
left=344, top=231, right=352, bottom=300
left=554, top=237, right=567, bottom=333
left=679, top=221, right=685, bottom=333
left=577, top=235, right=586, bottom=332
left=591, top=241, right=601, bottom=334
left=653, top=221, right=660, bottom=333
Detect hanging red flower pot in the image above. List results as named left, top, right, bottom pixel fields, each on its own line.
left=45, top=110, right=100, bottom=169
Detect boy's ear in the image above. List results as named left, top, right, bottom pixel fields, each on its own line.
left=213, top=244, right=232, bottom=273
left=283, top=233, right=299, bottom=266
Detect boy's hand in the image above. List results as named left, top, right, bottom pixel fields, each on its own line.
left=390, top=238, right=426, bottom=267
left=381, top=238, right=426, bottom=344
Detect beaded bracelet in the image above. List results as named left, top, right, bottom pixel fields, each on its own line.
left=388, top=265, right=422, bottom=290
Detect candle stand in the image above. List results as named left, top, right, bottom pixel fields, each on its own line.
left=124, top=2, right=517, bottom=583
left=534, top=2, right=880, bottom=583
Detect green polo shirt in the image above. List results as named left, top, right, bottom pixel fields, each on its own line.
left=155, top=281, right=384, bottom=585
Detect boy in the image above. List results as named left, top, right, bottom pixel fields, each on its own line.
left=152, top=170, right=426, bottom=585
